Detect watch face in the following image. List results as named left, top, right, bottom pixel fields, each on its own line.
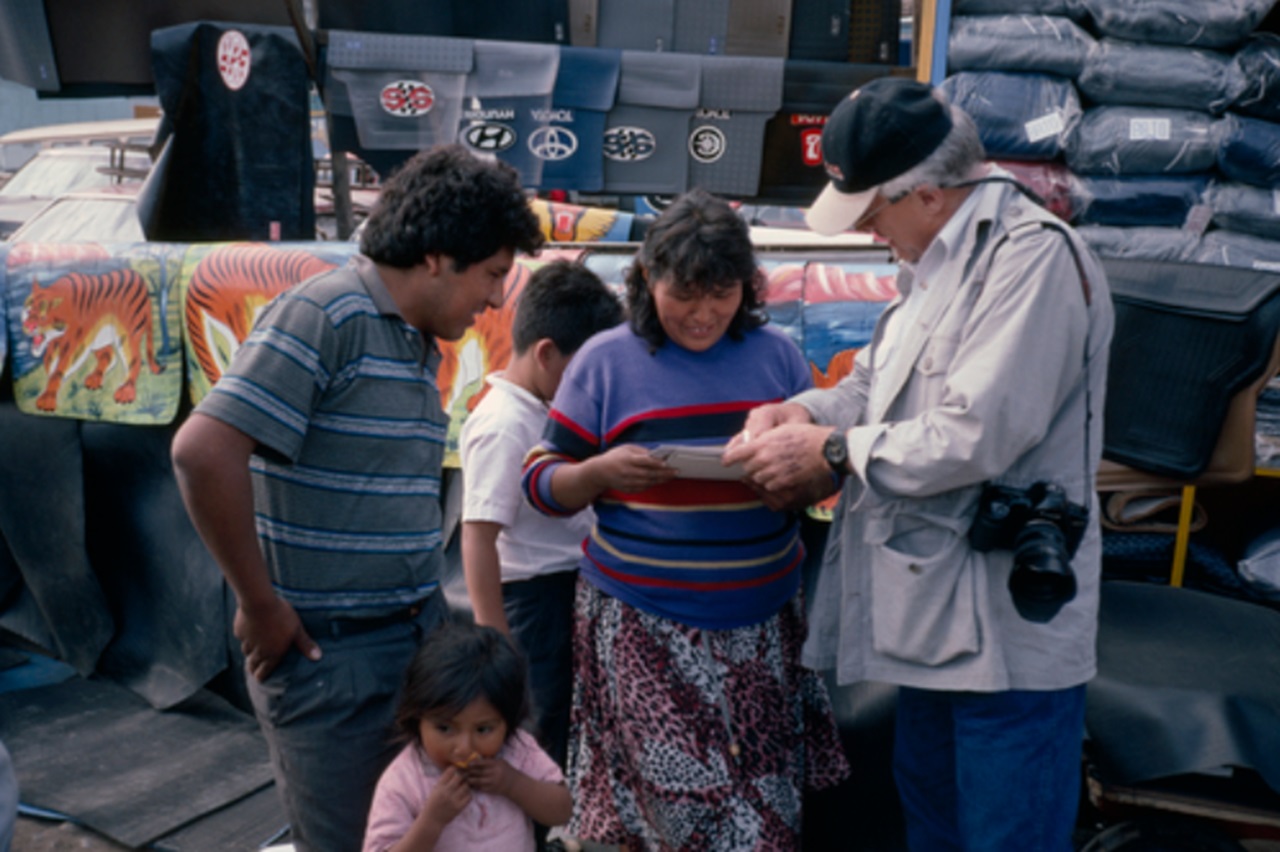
left=824, top=431, right=848, bottom=470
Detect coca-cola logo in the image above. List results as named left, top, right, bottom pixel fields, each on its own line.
left=801, top=128, right=824, bottom=167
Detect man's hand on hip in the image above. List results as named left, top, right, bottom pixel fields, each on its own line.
left=235, top=596, right=321, bottom=682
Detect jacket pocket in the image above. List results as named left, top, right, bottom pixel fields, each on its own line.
left=901, top=334, right=961, bottom=414
left=914, top=334, right=959, bottom=377
left=865, top=509, right=982, bottom=666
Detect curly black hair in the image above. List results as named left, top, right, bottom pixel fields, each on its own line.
left=625, top=187, right=766, bottom=351
left=360, top=145, right=544, bottom=270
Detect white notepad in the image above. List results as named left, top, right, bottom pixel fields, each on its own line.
left=650, top=444, right=745, bottom=481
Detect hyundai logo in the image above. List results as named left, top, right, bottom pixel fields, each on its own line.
left=464, top=123, right=517, bottom=152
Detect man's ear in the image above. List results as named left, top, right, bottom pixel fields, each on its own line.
left=422, top=253, right=445, bottom=276
left=915, top=184, right=946, bottom=210
left=916, top=185, right=956, bottom=227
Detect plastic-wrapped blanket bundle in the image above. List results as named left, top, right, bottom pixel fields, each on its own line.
left=1077, top=39, right=1244, bottom=114
left=1217, top=114, right=1280, bottom=188
left=952, top=0, right=1081, bottom=15
left=940, top=70, right=1080, bottom=160
left=1070, top=174, right=1210, bottom=227
left=1196, top=229, right=1280, bottom=270
left=948, top=15, right=1094, bottom=77
left=1205, top=181, right=1280, bottom=240
left=1239, top=524, right=1280, bottom=600
left=1064, top=106, right=1220, bottom=175
left=1077, top=0, right=1278, bottom=49
left=1077, top=225, right=1201, bottom=261
left=995, top=159, right=1076, bottom=220
left=1256, top=376, right=1280, bottom=471
left=1233, top=33, right=1280, bottom=123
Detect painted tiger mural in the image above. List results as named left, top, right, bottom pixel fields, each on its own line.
left=21, top=269, right=162, bottom=412
left=185, top=244, right=336, bottom=388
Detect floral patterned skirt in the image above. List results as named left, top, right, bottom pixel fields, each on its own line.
left=567, top=578, right=851, bottom=851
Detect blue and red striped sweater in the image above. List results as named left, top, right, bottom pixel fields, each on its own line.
left=521, top=323, right=812, bottom=630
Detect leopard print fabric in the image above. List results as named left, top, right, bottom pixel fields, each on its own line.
left=567, top=579, right=850, bottom=851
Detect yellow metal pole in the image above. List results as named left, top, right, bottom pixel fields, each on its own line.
left=916, top=0, right=937, bottom=84
left=1169, top=484, right=1197, bottom=587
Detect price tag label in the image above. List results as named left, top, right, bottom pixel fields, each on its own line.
left=1025, top=111, right=1065, bottom=143
left=1129, top=118, right=1171, bottom=141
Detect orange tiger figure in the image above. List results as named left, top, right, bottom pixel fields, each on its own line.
left=21, top=269, right=162, bottom=412
left=186, top=245, right=336, bottom=387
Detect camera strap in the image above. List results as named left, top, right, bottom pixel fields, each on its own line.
left=949, top=175, right=1092, bottom=306
left=961, top=175, right=1097, bottom=504
left=1042, top=220, right=1095, bottom=501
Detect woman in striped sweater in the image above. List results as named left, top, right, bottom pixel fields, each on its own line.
left=522, top=188, right=849, bottom=851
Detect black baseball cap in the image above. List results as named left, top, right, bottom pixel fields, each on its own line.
left=805, top=77, right=953, bottom=235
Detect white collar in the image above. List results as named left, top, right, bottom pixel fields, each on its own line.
left=485, top=372, right=548, bottom=410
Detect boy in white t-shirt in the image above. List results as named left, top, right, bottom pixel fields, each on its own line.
left=460, top=259, right=623, bottom=772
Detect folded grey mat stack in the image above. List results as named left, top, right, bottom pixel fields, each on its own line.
left=0, top=676, right=283, bottom=850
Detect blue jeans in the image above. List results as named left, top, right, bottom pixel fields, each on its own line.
left=893, top=684, right=1086, bottom=852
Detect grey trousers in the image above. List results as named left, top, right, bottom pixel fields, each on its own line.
left=503, top=570, right=576, bottom=770
left=247, top=594, right=448, bottom=852
left=0, top=739, right=14, bottom=852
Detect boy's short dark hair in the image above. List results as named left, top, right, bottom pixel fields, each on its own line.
left=360, top=144, right=544, bottom=270
left=394, top=619, right=530, bottom=743
left=512, top=259, right=624, bottom=355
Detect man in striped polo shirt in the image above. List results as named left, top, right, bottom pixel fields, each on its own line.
left=172, top=145, right=543, bottom=852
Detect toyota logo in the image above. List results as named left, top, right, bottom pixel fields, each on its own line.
left=529, top=126, right=578, bottom=161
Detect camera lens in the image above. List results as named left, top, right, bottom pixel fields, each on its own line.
left=1008, top=521, right=1077, bottom=623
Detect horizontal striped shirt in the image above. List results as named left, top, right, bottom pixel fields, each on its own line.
left=523, top=323, right=811, bottom=629
left=196, top=256, right=444, bottom=616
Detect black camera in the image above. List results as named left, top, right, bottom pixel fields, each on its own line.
left=968, top=481, right=1088, bottom=623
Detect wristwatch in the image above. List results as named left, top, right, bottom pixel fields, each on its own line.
left=822, top=430, right=849, bottom=474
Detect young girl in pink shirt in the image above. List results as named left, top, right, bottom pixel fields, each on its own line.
left=363, top=622, right=571, bottom=852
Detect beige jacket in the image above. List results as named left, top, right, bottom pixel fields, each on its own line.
left=796, top=177, right=1114, bottom=692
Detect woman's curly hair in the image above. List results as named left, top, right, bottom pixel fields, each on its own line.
left=625, top=188, right=766, bottom=351
left=360, top=144, right=544, bottom=270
